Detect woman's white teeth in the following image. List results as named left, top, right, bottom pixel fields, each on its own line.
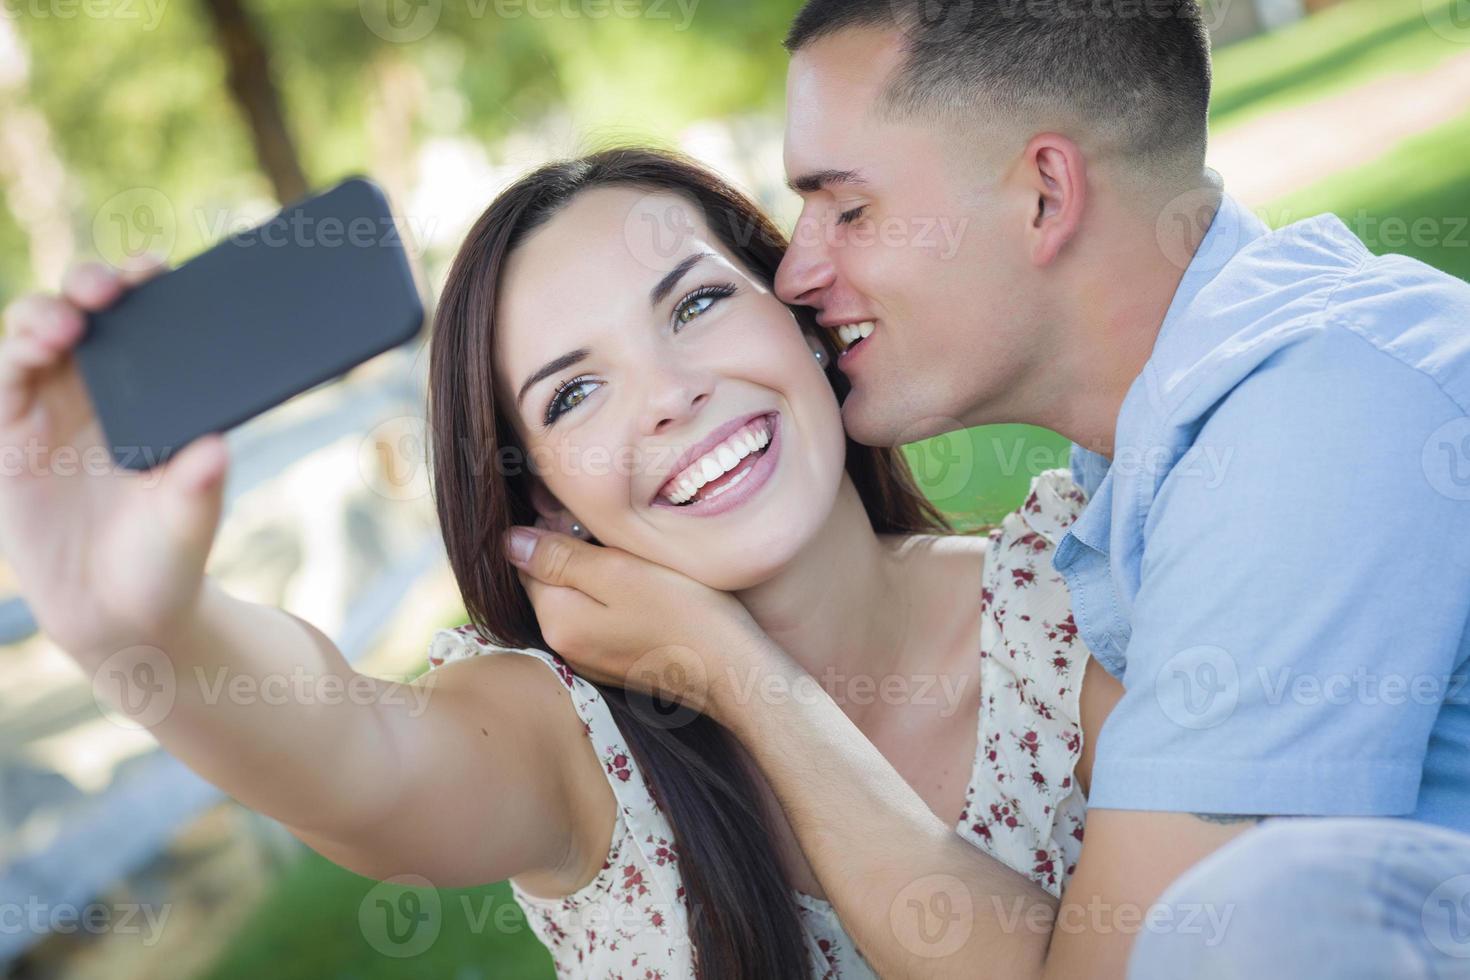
left=664, top=419, right=773, bottom=505
left=837, top=321, right=875, bottom=347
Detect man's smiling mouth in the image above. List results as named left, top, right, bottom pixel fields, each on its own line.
left=835, top=320, right=874, bottom=352
left=657, top=413, right=776, bottom=507
left=824, top=319, right=876, bottom=358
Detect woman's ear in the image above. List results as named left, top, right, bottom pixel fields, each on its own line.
left=529, top=481, right=589, bottom=539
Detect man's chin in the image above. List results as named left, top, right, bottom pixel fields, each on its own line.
left=839, top=392, right=905, bottom=449
left=841, top=394, right=967, bottom=449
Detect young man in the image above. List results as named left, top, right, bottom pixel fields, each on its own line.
left=508, top=2, right=1470, bottom=976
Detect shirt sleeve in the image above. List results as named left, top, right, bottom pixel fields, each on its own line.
left=1087, top=327, right=1470, bottom=815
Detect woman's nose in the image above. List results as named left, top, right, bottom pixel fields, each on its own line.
left=640, top=365, right=713, bottom=437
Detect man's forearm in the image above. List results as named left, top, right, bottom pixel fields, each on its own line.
left=710, top=638, right=1056, bottom=980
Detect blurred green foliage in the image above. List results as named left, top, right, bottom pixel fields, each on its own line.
left=0, top=0, right=804, bottom=298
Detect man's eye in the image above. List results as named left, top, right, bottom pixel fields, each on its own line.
left=837, top=205, right=867, bottom=225
left=545, top=376, right=599, bottom=425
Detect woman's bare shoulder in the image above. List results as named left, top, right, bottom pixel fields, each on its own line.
left=880, top=529, right=992, bottom=565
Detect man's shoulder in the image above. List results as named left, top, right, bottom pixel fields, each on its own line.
left=1150, top=214, right=1470, bottom=425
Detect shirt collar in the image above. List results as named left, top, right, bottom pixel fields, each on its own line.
left=1151, top=186, right=1270, bottom=359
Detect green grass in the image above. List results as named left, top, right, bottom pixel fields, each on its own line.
left=905, top=424, right=1075, bottom=528
left=199, top=850, right=555, bottom=980
left=1210, top=0, right=1469, bottom=132
left=1265, top=108, right=1470, bottom=285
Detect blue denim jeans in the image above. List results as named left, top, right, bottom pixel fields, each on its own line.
left=1128, top=818, right=1470, bottom=979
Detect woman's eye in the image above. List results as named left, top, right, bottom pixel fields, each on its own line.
left=676, top=294, right=717, bottom=325
left=545, top=377, right=598, bottom=425
left=671, top=284, right=735, bottom=331
left=837, top=205, right=867, bottom=225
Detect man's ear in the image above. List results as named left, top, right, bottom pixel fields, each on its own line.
left=1021, top=132, right=1086, bottom=267
left=529, top=480, right=584, bottom=537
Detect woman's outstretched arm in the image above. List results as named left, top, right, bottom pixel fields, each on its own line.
left=0, top=261, right=606, bottom=894
left=142, top=578, right=606, bottom=889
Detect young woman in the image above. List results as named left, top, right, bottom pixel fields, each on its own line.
left=0, top=148, right=1120, bottom=980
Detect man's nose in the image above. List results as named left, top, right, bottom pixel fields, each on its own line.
left=775, top=210, right=836, bottom=309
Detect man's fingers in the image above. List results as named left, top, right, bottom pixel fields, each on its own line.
left=517, top=570, right=601, bottom=614
left=518, top=569, right=613, bottom=667
left=506, top=526, right=621, bottom=598
left=508, top=528, right=579, bottom=588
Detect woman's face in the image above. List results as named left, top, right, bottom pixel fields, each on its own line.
left=493, top=186, right=849, bottom=591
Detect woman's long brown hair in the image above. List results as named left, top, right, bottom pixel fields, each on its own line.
left=427, top=147, right=952, bottom=978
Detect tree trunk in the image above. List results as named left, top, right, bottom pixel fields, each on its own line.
left=199, top=0, right=309, bottom=204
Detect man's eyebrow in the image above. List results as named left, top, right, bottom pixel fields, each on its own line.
left=516, top=347, right=591, bottom=409
left=650, top=251, right=713, bottom=307
left=786, top=169, right=865, bottom=194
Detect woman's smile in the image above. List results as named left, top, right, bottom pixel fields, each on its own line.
left=650, top=411, right=782, bottom=517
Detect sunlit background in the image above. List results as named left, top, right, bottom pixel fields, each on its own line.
left=1, top=0, right=1468, bottom=976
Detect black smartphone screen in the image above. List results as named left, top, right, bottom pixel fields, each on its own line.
left=76, top=176, right=425, bottom=471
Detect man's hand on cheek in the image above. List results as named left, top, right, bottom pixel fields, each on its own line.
left=504, top=525, right=791, bottom=722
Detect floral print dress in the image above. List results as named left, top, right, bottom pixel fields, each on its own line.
left=423, top=469, right=1093, bottom=979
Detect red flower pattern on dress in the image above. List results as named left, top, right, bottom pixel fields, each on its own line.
left=424, top=467, right=1093, bottom=977
left=606, top=751, right=633, bottom=783
left=956, top=469, right=1090, bottom=904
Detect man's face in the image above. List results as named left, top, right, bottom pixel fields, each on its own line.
left=776, top=26, right=1044, bottom=447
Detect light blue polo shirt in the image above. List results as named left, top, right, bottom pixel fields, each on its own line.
left=1059, top=192, right=1470, bottom=832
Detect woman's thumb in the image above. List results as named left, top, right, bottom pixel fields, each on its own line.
left=156, top=432, right=228, bottom=554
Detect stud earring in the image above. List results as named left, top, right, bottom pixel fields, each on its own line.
left=569, top=521, right=589, bottom=540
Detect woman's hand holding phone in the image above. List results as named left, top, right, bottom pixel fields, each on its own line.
left=0, top=259, right=229, bottom=661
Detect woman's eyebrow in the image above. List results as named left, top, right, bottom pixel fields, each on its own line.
left=515, top=252, right=715, bottom=409
left=649, top=251, right=713, bottom=307
left=517, top=347, right=591, bottom=409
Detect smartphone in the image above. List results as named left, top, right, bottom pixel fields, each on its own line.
left=76, top=176, right=425, bottom=471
